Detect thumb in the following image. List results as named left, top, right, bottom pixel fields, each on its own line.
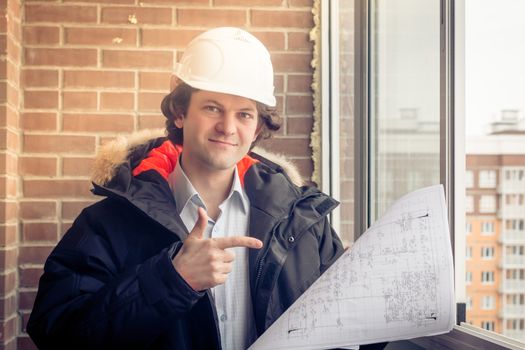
left=188, top=207, right=208, bottom=239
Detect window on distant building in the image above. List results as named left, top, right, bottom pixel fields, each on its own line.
left=481, top=271, right=495, bottom=284
left=481, top=296, right=495, bottom=310
left=481, top=246, right=494, bottom=259
left=466, top=221, right=472, bottom=235
left=466, top=271, right=473, bottom=284
left=507, top=319, right=525, bottom=331
left=479, top=170, right=497, bottom=188
left=466, top=246, right=472, bottom=259
left=481, top=321, right=495, bottom=332
left=481, top=221, right=495, bottom=235
left=479, top=195, right=496, bottom=213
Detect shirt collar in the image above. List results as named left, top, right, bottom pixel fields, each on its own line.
left=168, top=157, right=249, bottom=215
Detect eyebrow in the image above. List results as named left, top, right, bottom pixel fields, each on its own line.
left=203, top=99, right=256, bottom=112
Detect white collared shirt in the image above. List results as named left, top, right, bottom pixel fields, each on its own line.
left=168, top=161, right=257, bottom=350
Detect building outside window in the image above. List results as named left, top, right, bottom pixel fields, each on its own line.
left=479, top=195, right=496, bottom=213
left=481, top=296, right=495, bottom=310
left=466, top=246, right=472, bottom=259
left=481, top=222, right=495, bottom=235
left=482, top=321, right=495, bottom=332
left=481, top=271, right=495, bottom=284
left=466, top=170, right=474, bottom=188
left=479, top=170, right=497, bottom=188
left=481, top=246, right=494, bottom=259
left=466, top=271, right=473, bottom=284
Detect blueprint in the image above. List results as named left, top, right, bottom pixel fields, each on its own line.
left=249, top=185, right=455, bottom=350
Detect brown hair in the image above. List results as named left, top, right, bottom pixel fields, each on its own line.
left=161, top=82, right=281, bottom=148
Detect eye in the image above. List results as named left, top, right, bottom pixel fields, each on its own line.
left=239, top=112, right=255, bottom=119
left=204, top=105, right=221, bottom=113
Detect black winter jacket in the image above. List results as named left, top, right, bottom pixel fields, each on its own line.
left=27, top=136, right=344, bottom=349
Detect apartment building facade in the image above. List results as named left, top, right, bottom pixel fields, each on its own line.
left=465, top=121, right=525, bottom=341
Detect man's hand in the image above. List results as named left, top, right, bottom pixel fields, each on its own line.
left=172, top=207, right=263, bottom=291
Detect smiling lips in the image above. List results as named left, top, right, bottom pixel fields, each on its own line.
left=208, top=139, right=238, bottom=147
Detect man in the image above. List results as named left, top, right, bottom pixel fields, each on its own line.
left=27, top=27, right=344, bottom=349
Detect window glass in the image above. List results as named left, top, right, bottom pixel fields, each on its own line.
left=479, top=195, right=496, bottom=213
left=369, top=0, right=440, bottom=221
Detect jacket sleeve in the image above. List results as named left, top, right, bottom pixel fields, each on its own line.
left=317, top=217, right=345, bottom=273
left=26, top=207, right=204, bottom=350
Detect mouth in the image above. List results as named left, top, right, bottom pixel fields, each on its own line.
left=208, top=139, right=238, bottom=147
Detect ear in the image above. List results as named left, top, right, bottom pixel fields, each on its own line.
left=170, top=75, right=181, bottom=91
left=174, top=114, right=184, bottom=129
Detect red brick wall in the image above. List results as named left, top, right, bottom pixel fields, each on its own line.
left=2, top=1, right=317, bottom=349
left=1, top=0, right=22, bottom=349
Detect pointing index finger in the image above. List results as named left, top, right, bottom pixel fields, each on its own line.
left=215, top=236, right=263, bottom=250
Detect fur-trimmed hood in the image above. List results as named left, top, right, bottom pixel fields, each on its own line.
left=91, top=129, right=305, bottom=187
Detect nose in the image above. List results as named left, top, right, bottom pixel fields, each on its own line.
left=215, top=112, right=236, bottom=135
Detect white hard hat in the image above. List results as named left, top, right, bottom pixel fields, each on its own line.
left=174, top=27, right=276, bottom=107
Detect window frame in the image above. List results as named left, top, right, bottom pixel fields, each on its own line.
left=325, top=0, right=525, bottom=347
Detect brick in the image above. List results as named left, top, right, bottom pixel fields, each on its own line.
left=23, top=134, right=96, bottom=154
left=25, top=4, right=97, bottom=23
left=65, top=27, right=137, bottom=46
left=215, top=0, right=281, bottom=5
left=21, top=69, right=59, bottom=88
left=141, top=28, right=199, bottom=48
left=7, top=61, right=20, bottom=86
left=64, top=0, right=134, bottom=3
left=288, top=74, right=312, bottom=93
left=252, top=31, right=285, bottom=51
left=289, top=0, right=313, bottom=6
left=62, top=200, right=94, bottom=220
left=259, top=137, right=310, bottom=157
left=62, top=91, right=97, bottom=110
left=138, top=114, right=165, bottom=130
left=22, top=222, right=58, bottom=242
left=286, top=95, right=313, bottom=115
left=7, top=84, right=20, bottom=107
left=19, top=291, right=37, bottom=311
left=23, top=90, right=58, bottom=109
left=19, top=267, right=43, bottom=288
left=0, top=129, right=19, bottom=151
left=0, top=177, right=17, bottom=197
left=0, top=294, right=17, bottom=319
left=62, top=157, right=94, bottom=176
left=23, top=26, right=59, bottom=45
left=19, top=157, right=57, bottom=176
left=139, top=0, right=207, bottom=3
left=0, top=153, right=17, bottom=175
left=272, top=53, right=312, bottom=73
left=177, top=9, right=246, bottom=27
left=100, top=92, right=134, bottom=110
left=23, top=179, right=92, bottom=198
left=0, top=249, right=17, bottom=270
left=63, top=114, right=134, bottom=133
left=61, top=222, right=73, bottom=234
left=101, top=6, right=172, bottom=25
left=274, top=75, right=284, bottom=94
left=0, top=271, right=16, bottom=295
left=138, top=92, right=164, bottom=111
left=25, top=48, right=97, bottom=67
left=287, top=117, right=313, bottom=135
left=63, top=70, right=135, bottom=89
left=0, top=225, right=17, bottom=248
left=251, top=10, right=313, bottom=28
left=102, top=50, right=172, bottom=69
left=19, top=201, right=56, bottom=220
left=0, top=314, right=16, bottom=342
left=288, top=31, right=312, bottom=51
left=20, top=112, right=57, bottom=131
left=139, top=72, right=170, bottom=90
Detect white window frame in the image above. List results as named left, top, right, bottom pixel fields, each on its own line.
left=481, top=246, right=494, bottom=260
left=481, top=271, right=495, bottom=284
left=481, top=221, right=495, bottom=235
left=481, top=296, right=495, bottom=310
left=479, top=195, right=496, bottom=213
left=465, top=170, right=474, bottom=188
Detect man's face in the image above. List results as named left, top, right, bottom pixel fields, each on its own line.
left=175, top=90, right=260, bottom=173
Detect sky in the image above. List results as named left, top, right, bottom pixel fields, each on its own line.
left=465, top=0, right=525, bottom=135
